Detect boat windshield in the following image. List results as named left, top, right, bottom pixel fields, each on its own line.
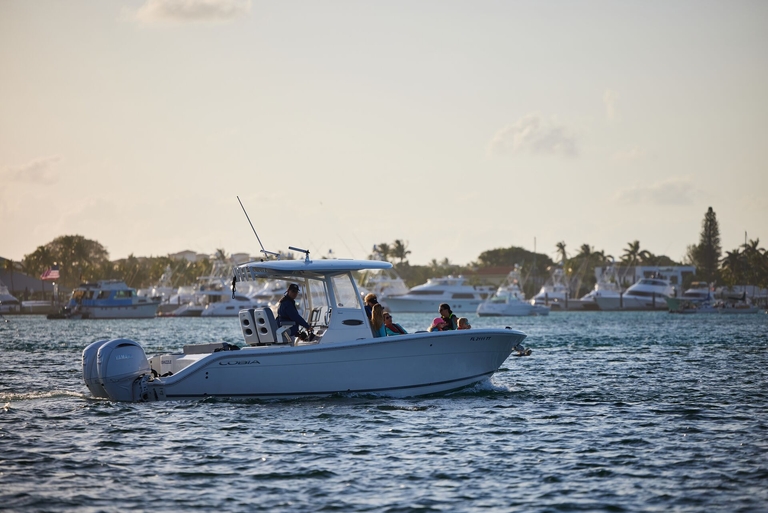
left=331, top=274, right=361, bottom=309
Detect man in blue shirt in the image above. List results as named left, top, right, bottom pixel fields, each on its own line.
left=276, top=283, right=312, bottom=338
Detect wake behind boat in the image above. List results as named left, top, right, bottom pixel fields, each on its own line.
left=82, top=254, right=528, bottom=402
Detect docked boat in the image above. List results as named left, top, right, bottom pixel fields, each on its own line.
left=358, top=269, right=410, bottom=309
left=594, top=275, right=674, bottom=311
left=49, top=280, right=160, bottom=319
left=669, top=287, right=760, bottom=314
left=200, top=290, right=266, bottom=317
left=81, top=254, right=528, bottom=402
left=579, top=264, right=623, bottom=311
left=0, top=279, right=21, bottom=313
left=383, top=275, right=494, bottom=313
left=477, top=266, right=549, bottom=317
left=529, top=267, right=590, bottom=311
left=665, top=282, right=712, bottom=313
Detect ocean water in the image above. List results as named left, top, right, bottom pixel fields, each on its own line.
left=1, top=312, right=766, bottom=512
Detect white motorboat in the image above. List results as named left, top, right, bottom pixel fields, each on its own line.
left=383, top=275, right=495, bottom=313
left=0, top=279, right=21, bottom=313
left=665, top=282, right=712, bottom=312
left=530, top=267, right=588, bottom=311
left=477, top=266, right=549, bottom=317
left=137, top=265, right=176, bottom=303
left=82, top=255, right=528, bottom=402
left=358, top=269, right=409, bottom=309
left=200, top=291, right=266, bottom=317
left=579, top=264, right=623, bottom=311
left=49, top=280, right=160, bottom=319
left=594, top=275, right=674, bottom=311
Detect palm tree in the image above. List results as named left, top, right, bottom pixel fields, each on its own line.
left=555, top=241, right=568, bottom=265
left=391, top=240, right=411, bottom=264
left=720, top=249, right=744, bottom=286
left=214, top=248, right=229, bottom=262
left=621, top=240, right=650, bottom=265
left=373, top=243, right=391, bottom=262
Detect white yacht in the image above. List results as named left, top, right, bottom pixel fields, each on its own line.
left=49, top=280, right=160, bottom=319
left=357, top=268, right=409, bottom=309
left=665, top=282, right=712, bottom=312
left=137, top=265, right=176, bottom=304
left=82, top=253, right=529, bottom=402
left=477, top=266, right=549, bottom=317
left=579, top=263, right=623, bottom=311
left=595, top=275, right=674, bottom=311
left=383, top=275, right=495, bottom=313
left=247, top=279, right=288, bottom=309
left=0, top=279, right=20, bottom=313
left=200, top=291, right=265, bottom=317
left=530, top=267, right=587, bottom=311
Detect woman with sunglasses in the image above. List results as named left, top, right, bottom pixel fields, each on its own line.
left=383, top=311, right=408, bottom=336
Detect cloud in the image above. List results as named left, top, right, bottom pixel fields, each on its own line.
left=612, top=146, right=647, bottom=162
left=487, top=114, right=578, bottom=157
left=134, top=0, right=251, bottom=24
left=613, top=175, right=696, bottom=206
left=1, top=155, right=61, bottom=183
left=604, top=89, right=619, bottom=121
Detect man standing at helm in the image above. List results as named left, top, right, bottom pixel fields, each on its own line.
left=276, top=283, right=312, bottom=338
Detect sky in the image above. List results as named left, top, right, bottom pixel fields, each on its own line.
left=1, top=0, right=767, bottom=267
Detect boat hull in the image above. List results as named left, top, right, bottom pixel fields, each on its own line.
left=594, top=296, right=669, bottom=311
left=477, top=302, right=549, bottom=317
left=83, top=303, right=160, bottom=319
left=144, top=329, right=525, bottom=401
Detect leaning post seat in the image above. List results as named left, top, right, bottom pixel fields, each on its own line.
left=239, top=309, right=260, bottom=345
left=239, top=308, right=294, bottom=345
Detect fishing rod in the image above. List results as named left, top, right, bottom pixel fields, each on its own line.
left=236, top=196, right=280, bottom=260
left=234, top=196, right=281, bottom=298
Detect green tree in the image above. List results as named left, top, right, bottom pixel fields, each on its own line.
left=555, top=241, right=568, bottom=265
left=22, top=245, right=55, bottom=283
left=372, top=243, right=391, bottom=262
left=720, top=249, right=744, bottom=286
left=621, top=240, right=650, bottom=265
left=391, top=240, right=411, bottom=264
left=740, top=239, right=767, bottom=289
left=691, top=207, right=721, bottom=284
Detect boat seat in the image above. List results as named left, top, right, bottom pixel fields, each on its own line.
left=239, top=308, right=293, bottom=345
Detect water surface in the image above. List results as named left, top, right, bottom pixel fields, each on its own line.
left=1, top=312, right=766, bottom=512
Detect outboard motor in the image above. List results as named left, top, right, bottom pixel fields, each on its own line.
left=82, top=339, right=111, bottom=398
left=97, top=339, right=151, bottom=402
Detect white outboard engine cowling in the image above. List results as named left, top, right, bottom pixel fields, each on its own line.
left=82, top=339, right=111, bottom=398
left=97, top=339, right=151, bottom=402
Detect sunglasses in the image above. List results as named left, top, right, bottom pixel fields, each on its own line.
left=384, top=315, right=392, bottom=319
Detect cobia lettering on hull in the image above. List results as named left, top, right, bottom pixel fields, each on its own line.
left=470, top=337, right=491, bottom=342
left=218, top=360, right=261, bottom=366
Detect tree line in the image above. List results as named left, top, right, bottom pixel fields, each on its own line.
left=4, top=207, right=767, bottom=299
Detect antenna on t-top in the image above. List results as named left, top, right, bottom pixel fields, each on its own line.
left=237, top=196, right=280, bottom=260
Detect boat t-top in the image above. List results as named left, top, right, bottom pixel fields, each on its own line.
left=82, top=249, right=528, bottom=402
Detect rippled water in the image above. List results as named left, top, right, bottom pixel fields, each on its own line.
left=1, top=312, right=766, bottom=512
